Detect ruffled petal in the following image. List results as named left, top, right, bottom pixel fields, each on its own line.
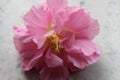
left=33, top=30, right=54, bottom=49
left=64, top=8, right=99, bottom=40
left=57, top=50, right=79, bottom=72
left=32, top=36, right=46, bottom=49
left=23, top=49, right=44, bottom=71
left=47, top=0, right=68, bottom=12
left=60, top=32, right=75, bottom=48
left=54, top=7, right=79, bottom=33
left=40, top=66, right=69, bottom=80
left=64, top=8, right=90, bottom=32
left=53, top=13, right=65, bottom=33
left=66, top=39, right=101, bottom=69
left=67, top=39, right=101, bottom=56
left=45, top=50, right=63, bottom=68
left=72, top=40, right=96, bottom=56
left=13, top=27, right=44, bottom=71
left=24, top=3, right=52, bottom=36
left=76, top=19, right=100, bottom=40
left=67, top=52, right=100, bottom=69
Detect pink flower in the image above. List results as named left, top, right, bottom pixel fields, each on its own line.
left=13, top=0, right=101, bottom=80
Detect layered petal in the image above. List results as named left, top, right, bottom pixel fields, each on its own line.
left=67, top=39, right=101, bottom=56
left=14, top=27, right=44, bottom=71
left=45, top=50, right=63, bottom=68
left=67, top=52, right=100, bottom=69
left=66, top=39, right=101, bottom=69
left=54, top=7, right=79, bottom=33
left=57, top=50, right=79, bottom=72
left=75, top=19, right=100, bottom=40
left=24, top=3, right=52, bottom=36
left=33, top=30, right=54, bottom=49
left=40, top=66, right=69, bottom=80
left=47, top=0, right=69, bottom=33
left=63, top=8, right=99, bottom=40
left=47, top=0, right=68, bottom=12
left=60, top=32, right=75, bottom=48
left=64, top=8, right=90, bottom=32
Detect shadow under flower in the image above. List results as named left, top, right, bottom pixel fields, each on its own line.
left=23, top=61, right=104, bottom=80
left=24, top=69, right=40, bottom=80
left=69, top=61, right=104, bottom=80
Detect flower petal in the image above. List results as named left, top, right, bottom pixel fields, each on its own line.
left=67, top=39, right=101, bottom=56
left=23, top=49, right=44, bottom=71
left=33, top=36, right=46, bottom=49
left=33, top=30, right=54, bottom=49
left=13, top=27, right=44, bottom=71
left=64, top=8, right=90, bottom=32
left=45, top=50, right=63, bottom=68
left=47, top=0, right=68, bottom=12
left=40, top=66, right=69, bottom=80
left=60, top=32, right=75, bottom=48
left=67, top=52, right=100, bottom=69
left=64, top=8, right=99, bottom=40
left=76, top=19, right=100, bottom=40
left=47, top=1, right=69, bottom=33
left=54, top=7, right=79, bottom=33
left=66, top=39, right=101, bottom=69
left=24, top=3, right=52, bottom=36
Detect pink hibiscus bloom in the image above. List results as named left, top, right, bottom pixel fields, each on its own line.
left=13, top=0, right=101, bottom=80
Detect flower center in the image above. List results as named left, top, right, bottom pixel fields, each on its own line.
left=46, top=32, right=61, bottom=54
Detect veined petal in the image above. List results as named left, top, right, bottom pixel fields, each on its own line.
left=64, top=8, right=90, bottom=31
left=13, top=26, right=32, bottom=45
left=23, top=49, right=44, bottom=71
left=33, top=36, right=46, bottom=49
left=64, top=8, right=99, bottom=40
left=13, top=27, right=44, bottom=71
left=76, top=19, right=100, bottom=40
left=24, top=3, right=52, bottom=36
left=66, top=39, right=101, bottom=69
left=47, top=0, right=68, bottom=12
left=48, top=1, right=69, bottom=33
left=33, top=30, right=54, bottom=49
left=40, top=66, right=69, bottom=80
left=54, top=7, right=79, bottom=33
left=67, top=52, right=100, bottom=69
left=60, top=32, right=75, bottom=48
left=45, top=50, right=63, bottom=68
left=66, top=39, right=101, bottom=56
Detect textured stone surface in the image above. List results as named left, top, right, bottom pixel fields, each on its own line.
left=0, top=0, right=120, bottom=80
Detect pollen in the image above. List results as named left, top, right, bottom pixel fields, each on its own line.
left=46, top=32, right=61, bottom=54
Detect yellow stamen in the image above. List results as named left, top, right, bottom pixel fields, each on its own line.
left=52, top=32, right=60, bottom=53
left=55, top=37, right=60, bottom=53
left=46, top=32, right=61, bottom=54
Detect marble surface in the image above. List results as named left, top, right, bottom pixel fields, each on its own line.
left=0, top=0, right=120, bottom=80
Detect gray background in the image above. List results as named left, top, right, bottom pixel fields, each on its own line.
left=0, top=0, right=120, bottom=80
